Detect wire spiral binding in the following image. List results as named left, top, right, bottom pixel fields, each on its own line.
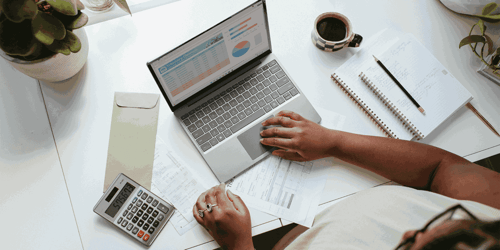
left=359, top=72, right=424, bottom=140
left=331, top=73, right=397, bottom=139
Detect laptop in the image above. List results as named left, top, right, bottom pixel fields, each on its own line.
left=147, top=0, right=320, bottom=182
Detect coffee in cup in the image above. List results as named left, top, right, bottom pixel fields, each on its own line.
left=311, top=12, right=363, bottom=52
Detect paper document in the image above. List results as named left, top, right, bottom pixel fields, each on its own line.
left=152, top=138, right=207, bottom=222
left=151, top=183, right=199, bottom=236
left=227, top=108, right=344, bottom=227
left=227, top=157, right=330, bottom=227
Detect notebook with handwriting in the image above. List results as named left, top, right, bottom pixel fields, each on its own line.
left=331, top=30, right=472, bottom=140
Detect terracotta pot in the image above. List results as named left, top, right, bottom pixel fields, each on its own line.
left=0, top=28, right=89, bottom=82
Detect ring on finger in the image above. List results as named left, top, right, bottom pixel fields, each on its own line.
left=206, top=203, right=218, bottom=212
left=198, top=209, right=205, bottom=218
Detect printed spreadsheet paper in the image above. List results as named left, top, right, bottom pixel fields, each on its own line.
left=151, top=138, right=206, bottom=235
left=151, top=183, right=199, bottom=236
left=227, top=156, right=331, bottom=227
left=227, top=108, right=345, bottom=227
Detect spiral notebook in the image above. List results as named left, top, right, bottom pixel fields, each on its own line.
left=331, top=30, right=472, bottom=140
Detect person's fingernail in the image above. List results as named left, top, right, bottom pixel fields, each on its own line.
left=260, top=131, right=264, bottom=135
left=260, top=139, right=264, bottom=142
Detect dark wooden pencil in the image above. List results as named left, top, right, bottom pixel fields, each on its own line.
left=373, top=55, right=425, bottom=114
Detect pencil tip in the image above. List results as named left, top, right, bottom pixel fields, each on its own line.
left=373, top=55, right=378, bottom=61
left=418, top=107, right=425, bottom=114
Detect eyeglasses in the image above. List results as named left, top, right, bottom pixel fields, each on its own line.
left=394, top=204, right=479, bottom=250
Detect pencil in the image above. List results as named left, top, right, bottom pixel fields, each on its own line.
left=373, top=55, right=425, bottom=114
left=466, top=103, right=500, bottom=136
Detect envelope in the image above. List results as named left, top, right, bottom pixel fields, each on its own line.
left=103, top=92, right=160, bottom=192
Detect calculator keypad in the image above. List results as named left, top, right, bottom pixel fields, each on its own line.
left=114, top=188, right=171, bottom=245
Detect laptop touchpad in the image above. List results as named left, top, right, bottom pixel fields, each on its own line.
left=237, top=115, right=275, bottom=160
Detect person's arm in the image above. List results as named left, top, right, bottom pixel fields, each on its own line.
left=260, top=110, right=500, bottom=209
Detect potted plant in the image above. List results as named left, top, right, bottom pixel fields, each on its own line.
left=459, top=2, right=500, bottom=81
left=0, top=0, right=89, bottom=82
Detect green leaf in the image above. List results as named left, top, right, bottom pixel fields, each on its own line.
left=46, top=29, right=81, bottom=55
left=55, top=10, right=87, bottom=29
left=32, top=11, right=66, bottom=45
left=478, top=19, right=485, bottom=35
left=459, top=35, right=486, bottom=49
left=76, top=0, right=85, bottom=10
left=482, top=3, right=498, bottom=15
left=113, top=0, right=131, bottom=15
left=66, top=29, right=80, bottom=52
left=477, top=14, right=500, bottom=23
left=484, top=34, right=494, bottom=56
left=0, top=19, right=41, bottom=56
left=1, top=0, right=37, bottom=23
left=46, top=0, right=78, bottom=16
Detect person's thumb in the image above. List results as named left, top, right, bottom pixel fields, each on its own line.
left=227, top=190, right=248, bottom=213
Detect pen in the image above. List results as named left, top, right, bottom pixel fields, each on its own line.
left=373, top=55, right=425, bottom=114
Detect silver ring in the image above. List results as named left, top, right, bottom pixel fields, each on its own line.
left=206, top=203, right=217, bottom=212
left=198, top=209, right=205, bottom=218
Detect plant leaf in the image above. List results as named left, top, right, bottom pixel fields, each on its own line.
left=55, top=10, right=87, bottom=29
left=477, top=14, right=500, bottom=23
left=1, top=0, right=37, bottom=23
left=459, top=35, right=486, bottom=49
left=46, top=29, right=81, bottom=55
left=32, top=11, right=66, bottom=45
left=113, top=0, right=131, bottom=15
left=66, top=29, right=80, bottom=52
left=46, top=0, right=78, bottom=16
left=484, top=34, right=494, bottom=56
left=482, top=3, right=498, bottom=15
left=0, top=19, right=41, bottom=56
left=492, top=54, right=500, bottom=66
left=76, top=0, right=85, bottom=10
left=478, top=19, right=485, bottom=35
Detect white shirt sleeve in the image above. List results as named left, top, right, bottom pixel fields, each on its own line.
left=285, top=185, right=500, bottom=250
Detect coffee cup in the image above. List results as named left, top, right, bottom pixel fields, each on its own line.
left=311, top=12, right=363, bottom=52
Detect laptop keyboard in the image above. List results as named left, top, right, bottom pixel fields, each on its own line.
left=180, top=60, right=299, bottom=152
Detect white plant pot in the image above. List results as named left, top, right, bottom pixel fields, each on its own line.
left=0, top=28, right=89, bottom=82
left=440, top=0, right=500, bottom=15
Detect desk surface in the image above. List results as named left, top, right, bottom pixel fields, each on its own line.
left=3, top=0, right=500, bottom=249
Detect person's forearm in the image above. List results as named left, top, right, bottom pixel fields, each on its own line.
left=327, top=130, right=469, bottom=190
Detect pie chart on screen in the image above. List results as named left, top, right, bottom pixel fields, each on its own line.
left=232, top=41, right=250, bottom=57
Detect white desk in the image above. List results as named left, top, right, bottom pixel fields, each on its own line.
left=0, top=60, right=82, bottom=249
left=2, top=0, right=500, bottom=249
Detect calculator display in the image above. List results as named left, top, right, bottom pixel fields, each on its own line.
left=105, top=183, right=135, bottom=217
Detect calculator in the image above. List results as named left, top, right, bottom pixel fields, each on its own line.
left=93, top=173, right=175, bottom=247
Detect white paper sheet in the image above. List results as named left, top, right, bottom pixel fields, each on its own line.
left=226, top=108, right=345, bottom=227
left=151, top=138, right=207, bottom=222
left=151, top=182, right=200, bottom=236
left=227, top=157, right=330, bottom=227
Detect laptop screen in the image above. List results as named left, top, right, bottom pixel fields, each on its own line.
left=148, top=1, right=270, bottom=108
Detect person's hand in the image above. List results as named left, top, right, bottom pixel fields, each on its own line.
left=193, top=183, right=254, bottom=250
left=260, top=110, right=336, bottom=161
